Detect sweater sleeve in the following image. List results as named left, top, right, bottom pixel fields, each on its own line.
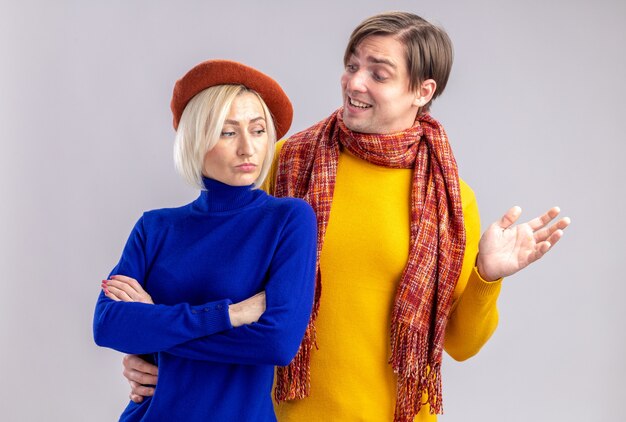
left=443, top=183, right=503, bottom=361
left=93, top=216, right=233, bottom=355
left=163, top=201, right=317, bottom=367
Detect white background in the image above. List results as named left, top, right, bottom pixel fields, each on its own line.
left=0, top=0, right=624, bottom=421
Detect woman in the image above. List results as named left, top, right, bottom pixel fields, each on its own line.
left=93, top=60, right=317, bottom=421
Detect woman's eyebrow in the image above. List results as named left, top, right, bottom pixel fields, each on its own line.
left=224, top=116, right=266, bottom=125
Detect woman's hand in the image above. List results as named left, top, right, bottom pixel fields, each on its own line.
left=228, top=291, right=266, bottom=327
left=476, top=206, right=571, bottom=281
left=102, top=275, right=154, bottom=304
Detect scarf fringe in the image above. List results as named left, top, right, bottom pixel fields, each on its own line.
left=274, top=228, right=324, bottom=403
left=390, top=322, right=443, bottom=421
left=274, top=311, right=318, bottom=402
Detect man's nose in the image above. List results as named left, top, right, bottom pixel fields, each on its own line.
left=345, top=70, right=367, bottom=93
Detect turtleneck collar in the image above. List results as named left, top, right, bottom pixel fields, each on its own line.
left=193, top=177, right=266, bottom=213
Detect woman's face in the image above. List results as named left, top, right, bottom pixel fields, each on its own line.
left=202, top=92, right=269, bottom=186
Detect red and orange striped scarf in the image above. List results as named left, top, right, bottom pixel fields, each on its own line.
left=274, top=108, right=465, bottom=421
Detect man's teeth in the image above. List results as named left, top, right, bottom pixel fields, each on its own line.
left=350, top=98, right=371, bottom=108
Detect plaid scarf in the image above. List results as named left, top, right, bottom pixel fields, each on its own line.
left=274, top=108, right=465, bottom=421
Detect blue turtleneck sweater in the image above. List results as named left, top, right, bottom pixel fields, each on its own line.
left=93, top=178, right=317, bottom=421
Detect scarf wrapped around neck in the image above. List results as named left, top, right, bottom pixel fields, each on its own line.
left=274, top=108, right=465, bottom=421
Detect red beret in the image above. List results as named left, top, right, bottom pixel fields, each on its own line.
left=170, top=59, right=293, bottom=140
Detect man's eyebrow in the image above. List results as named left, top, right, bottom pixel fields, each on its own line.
left=367, top=56, right=397, bottom=68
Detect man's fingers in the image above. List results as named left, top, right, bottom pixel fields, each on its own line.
left=529, top=228, right=564, bottom=264
left=557, top=216, right=571, bottom=231
left=124, top=368, right=157, bottom=385
left=532, top=221, right=560, bottom=243
left=527, top=206, right=561, bottom=231
left=533, top=217, right=570, bottom=243
left=546, top=229, right=564, bottom=248
left=123, top=354, right=158, bottom=376
left=129, top=380, right=155, bottom=397
left=498, top=206, right=522, bottom=229
left=130, top=393, right=144, bottom=403
left=133, top=359, right=158, bottom=376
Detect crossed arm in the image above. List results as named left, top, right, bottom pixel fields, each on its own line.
left=102, top=275, right=266, bottom=329
left=102, top=276, right=266, bottom=401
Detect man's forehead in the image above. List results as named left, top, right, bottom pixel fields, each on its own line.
left=352, top=36, right=404, bottom=68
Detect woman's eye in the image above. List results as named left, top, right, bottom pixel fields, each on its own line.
left=253, top=129, right=266, bottom=135
left=346, top=64, right=357, bottom=72
left=221, top=131, right=236, bottom=137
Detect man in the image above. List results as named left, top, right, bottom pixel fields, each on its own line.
left=122, top=12, right=569, bottom=422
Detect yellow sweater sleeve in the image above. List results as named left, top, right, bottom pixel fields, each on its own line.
left=443, top=181, right=502, bottom=361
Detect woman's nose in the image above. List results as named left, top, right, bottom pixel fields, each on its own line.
left=237, top=133, right=254, bottom=157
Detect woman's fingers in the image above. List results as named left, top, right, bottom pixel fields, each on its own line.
left=103, top=280, right=134, bottom=302
left=108, top=276, right=141, bottom=298
left=107, top=275, right=154, bottom=304
left=110, top=275, right=144, bottom=292
left=103, top=289, right=122, bottom=301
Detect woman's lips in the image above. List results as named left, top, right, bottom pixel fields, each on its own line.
left=236, top=163, right=257, bottom=172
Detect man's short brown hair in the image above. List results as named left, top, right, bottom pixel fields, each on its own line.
left=344, top=11, right=453, bottom=113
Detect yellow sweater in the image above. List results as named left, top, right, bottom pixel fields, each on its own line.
left=266, top=140, right=502, bottom=421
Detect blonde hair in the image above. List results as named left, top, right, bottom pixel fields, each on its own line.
left=173, top=84, right=277, bottom=189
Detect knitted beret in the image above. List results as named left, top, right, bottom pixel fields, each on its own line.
left=170, top=59, right=293, bottom=139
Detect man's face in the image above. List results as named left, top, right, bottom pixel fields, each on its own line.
left=341, top=35, right=421, bottom=134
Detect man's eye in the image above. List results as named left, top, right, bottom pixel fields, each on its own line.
left=346, top=64, right=357, bottom=72
left=373, top=73, right=387, bottom=82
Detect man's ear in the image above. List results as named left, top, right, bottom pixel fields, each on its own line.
left=413, top=79, right=437, bottom=107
